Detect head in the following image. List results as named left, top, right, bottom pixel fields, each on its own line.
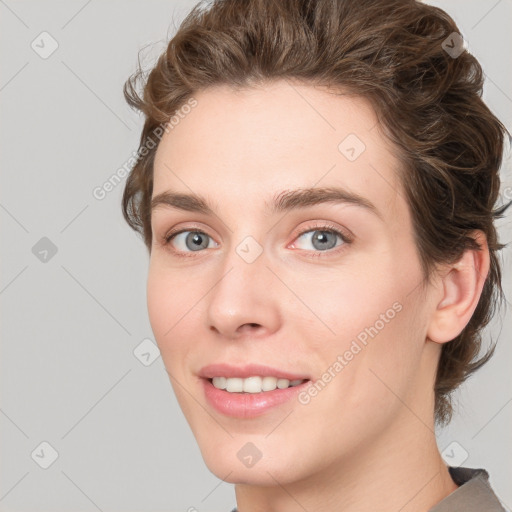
left=122, top=0, right=510, bottom=485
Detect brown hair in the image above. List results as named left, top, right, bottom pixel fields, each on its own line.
left=122, top=0, right=511, bottom=426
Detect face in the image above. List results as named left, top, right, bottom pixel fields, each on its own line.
left=148, top=81, right=440, bottom=486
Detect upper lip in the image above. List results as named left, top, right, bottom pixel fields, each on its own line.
left=199, top=363, right=310, bottom=381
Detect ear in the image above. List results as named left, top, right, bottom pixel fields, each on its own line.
left=426, top=230, right=490, bottom=344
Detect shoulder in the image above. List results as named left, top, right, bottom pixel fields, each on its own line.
left=429, top=466, right=508, bottom=512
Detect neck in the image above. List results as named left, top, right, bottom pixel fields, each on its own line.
left=234, top=411, right=458, bottom=512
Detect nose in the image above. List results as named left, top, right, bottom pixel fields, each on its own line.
left=205, top=245, right=282, bottom=340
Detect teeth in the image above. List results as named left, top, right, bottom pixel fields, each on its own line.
left=211, top=376, right=306, bottom=393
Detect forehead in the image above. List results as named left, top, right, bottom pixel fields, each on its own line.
left=152, top=80, right=405, bottom=221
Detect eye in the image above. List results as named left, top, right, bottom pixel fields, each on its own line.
left=290, top=223, right=351, bottom=256
left=161, top=222, right=352, bottom=258
left=164, top=229, right=218, bottom=256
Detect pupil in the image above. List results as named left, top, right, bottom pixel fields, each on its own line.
left=314, top=231, right=335, bottom=249
left=188, top=232, right=208, bottom=250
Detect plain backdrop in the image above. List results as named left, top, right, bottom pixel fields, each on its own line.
left=1, top=0, right=511, bottom=511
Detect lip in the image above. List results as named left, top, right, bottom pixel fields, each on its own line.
left=201, top=378, right=311, bottom=418
left=198, top=363, right=310, bottom=380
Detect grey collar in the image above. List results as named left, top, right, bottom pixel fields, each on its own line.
left=229, top=466, right=506, bottom=512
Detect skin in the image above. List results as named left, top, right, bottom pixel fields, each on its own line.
left=147, top=80, right=489, bottom=512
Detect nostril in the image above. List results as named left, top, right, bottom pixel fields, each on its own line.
left=243, top=323, right=260, bottom=329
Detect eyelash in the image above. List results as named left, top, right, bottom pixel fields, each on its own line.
left=161, top=222, right=353, bottom=259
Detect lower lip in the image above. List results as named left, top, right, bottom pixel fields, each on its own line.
left=202, top=378, right=310, bottom=418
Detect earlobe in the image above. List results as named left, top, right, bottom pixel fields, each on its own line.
left=427, top=231, right=490, bottom=344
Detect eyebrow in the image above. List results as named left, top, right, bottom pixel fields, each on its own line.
left=151, top=186, right=382, bottom=219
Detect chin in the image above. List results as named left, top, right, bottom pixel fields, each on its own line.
left=195, top=434, right=307, bottom=486
left=203, top=456, right=294, bottom=486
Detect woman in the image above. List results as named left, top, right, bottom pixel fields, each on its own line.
left=122, top=0, right=510, bottom=510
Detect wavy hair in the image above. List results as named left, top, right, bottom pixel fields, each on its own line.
left=122, top=0, right=511, bottom=426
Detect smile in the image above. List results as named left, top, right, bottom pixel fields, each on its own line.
left=211, top=376, right=307, bottom=393
left=202, top=377, right=311, bottom=418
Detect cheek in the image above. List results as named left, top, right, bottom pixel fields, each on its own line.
left=302, top=251, right=425, bottom=376
left=301, top=286, right=426, bottom=442
left=147, top=265, right=171, bottom=338
left=300, top=264, right=404, bottom=342
left=146, top=261, right=200, bottom=356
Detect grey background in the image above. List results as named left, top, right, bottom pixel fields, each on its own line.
left=0, top=0, right=511, bottom=511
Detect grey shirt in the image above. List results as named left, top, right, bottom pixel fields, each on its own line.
left=430, top=466, right=507, bottom=511
left=229, top=466, right=507, bottom=512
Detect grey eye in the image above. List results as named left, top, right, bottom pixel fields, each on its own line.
left=172, top=231, right=214, bottom=252
left=295, top=229, right=342, bottom=251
